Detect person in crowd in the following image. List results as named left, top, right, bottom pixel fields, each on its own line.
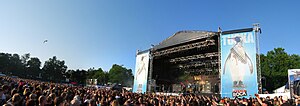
left=11, top=93, right=23, bottom=106
left=0, top=88, right=6, bottom=105
left=39, top=95, right=47, bottom=106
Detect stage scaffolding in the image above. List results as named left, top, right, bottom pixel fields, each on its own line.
left=143, top=25, right=261, bottom=94
left=149, top=31, right=220, bottom=93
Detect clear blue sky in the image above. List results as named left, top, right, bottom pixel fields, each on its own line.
left=0, top=1, right=299, bottom=71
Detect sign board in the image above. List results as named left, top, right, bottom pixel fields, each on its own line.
left=221, top=31, right=258, bottom=98
left=133, top=51, right=150, bottom=93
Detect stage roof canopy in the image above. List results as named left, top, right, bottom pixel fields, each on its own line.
left=153, top=31, right=217, bottom=50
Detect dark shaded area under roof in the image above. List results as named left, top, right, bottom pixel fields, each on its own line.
left=153, top=30, right=218, bottom=50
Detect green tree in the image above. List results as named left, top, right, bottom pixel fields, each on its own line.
left=26, top=57, right=41, bottom=79
left=261, top=48, right=300, bottom=91
left=9, top=54, right=23, bottom=76
left=86, top=67, right=97, bottom=79
left=66, top=69, right=75, bottom=82
left=92, top=68, right=109, bottom=85
left=21, top=53, right=30, bottom=65
left=42, top=56, right=67, bottom=82
left=0, top=53, right=38, bottom=78
left=108, top=64, right=133, bottom=87
left=0, top=53, right=10, bottom=74
left=69, top=69, right=86, bottom=84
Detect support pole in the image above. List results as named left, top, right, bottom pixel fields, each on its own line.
left=253, top=23, right=262, bottom=93
left=148, top=48, right=154, bottom=93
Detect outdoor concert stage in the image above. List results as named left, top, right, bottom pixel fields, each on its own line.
left=151, top=31, right=220, bottom=94
left=133, top=25, right=261, bottom=98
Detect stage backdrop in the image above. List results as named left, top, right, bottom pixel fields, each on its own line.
left=133, top=51, right=150, bottom=93
left=221, top=31, right=258, bottom=98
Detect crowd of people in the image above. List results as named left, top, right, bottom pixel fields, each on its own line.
left=0, top=76, right=298, bottom=106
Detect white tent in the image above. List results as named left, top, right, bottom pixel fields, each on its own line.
left=259, top=92, right=291, bottom=99
left=258, top=85, right=291, bottom=99
left=273, top=85, right=288, bottom=93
